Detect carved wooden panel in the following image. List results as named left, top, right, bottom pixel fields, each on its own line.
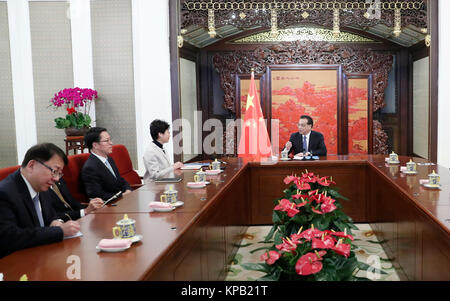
left=181, top=0, right=427, bottom=31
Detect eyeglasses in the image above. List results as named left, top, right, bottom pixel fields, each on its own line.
left=35, top=160, right=64, bottom=179
left=99, top=138, right=113, bottom=144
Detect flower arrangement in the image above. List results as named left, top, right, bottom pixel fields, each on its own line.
left=50, top=87, right=98, bottom=129
left=242, top=169, right=384, bottom=281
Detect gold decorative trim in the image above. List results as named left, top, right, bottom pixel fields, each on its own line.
left=230, top=27, right=377, bottom=43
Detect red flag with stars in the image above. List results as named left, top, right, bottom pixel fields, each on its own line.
left=238, top=71, right=273, bottom=160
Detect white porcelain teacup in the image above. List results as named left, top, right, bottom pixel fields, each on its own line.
left=406, top=159, right=416, bottom=172
left=160, top=186, right=178, bottom=203
left=389, top=151, right=398, bottom=162
left=112, top=214, right=136, bottom=239
left=428, top=170, right=440, bottom=186
left=209, top=159, right=221, bottom=170
left=194, top=169, right=207, bottom=183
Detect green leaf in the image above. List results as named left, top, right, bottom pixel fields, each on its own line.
left=249, top=246, right=271, bottom=254
left=257, top=269, right=281, bottom=281
left=241, top=263, right=271, bottom=273
left=264, top=225, right=277, bottom=242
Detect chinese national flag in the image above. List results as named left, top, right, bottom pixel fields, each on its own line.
left=238, top=71, right=273, bottom=160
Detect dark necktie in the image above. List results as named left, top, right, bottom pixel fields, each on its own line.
left=32, top=194, right=45, bottom=227
left=303, top=135, right=307, bottom=152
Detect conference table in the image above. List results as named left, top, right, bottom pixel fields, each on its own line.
left=0, top=155, right=448, bottom=281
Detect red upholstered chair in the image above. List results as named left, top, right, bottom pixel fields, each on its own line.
left=0, top=165, right=20, bottom=181
left=110, top=144, right=142, bottom=189
left=62, top=153, right=90, bottom=203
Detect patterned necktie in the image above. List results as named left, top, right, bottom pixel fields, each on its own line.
left=303, top=135, right=307, bottom=152
left=32, top=194, right=45, bottom=227
left=105, top=159, right=116, bottom=178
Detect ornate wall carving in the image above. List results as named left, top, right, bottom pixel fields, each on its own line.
left=181, top=0, right=427, bottom=30
left=212, top=40, right=393, bottom=154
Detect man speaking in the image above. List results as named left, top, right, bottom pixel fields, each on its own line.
left=284, top=115, right=327, bottom=157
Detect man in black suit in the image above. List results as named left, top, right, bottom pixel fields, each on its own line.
left=49, top=178, right=103, bottom=221
left=285, top=115, right=327, bottom=156
left=0, top=143, right=80, bottom=258
left=81, top=127, right=131, bottom=201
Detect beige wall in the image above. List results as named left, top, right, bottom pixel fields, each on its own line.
left=29, top=1, right=73, bottom=151
left=0, top=2, right=18, bottom=166
left=91, top=0, right=137, bottom=167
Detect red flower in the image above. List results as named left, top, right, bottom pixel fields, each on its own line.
left=283, top=175, right=297, bottom=185
left=66, top=107, right=76, bottom=115
left=275, top=237, right=298, bottom=253
left=298, top=227, right=323, bottom=241
left=320, top=200, right=337, bottom=214
left=311, top=235, right=336, bottom=249
left=325, top=230, right=354, bottom=241
left=317, top=177, right=331, bottom=186
left=296, top=180, right=311, bottom=191
left=308, top=189, right=319, bottom=196
left=274, top=199, right=291, bottom=211
left=295, top=251, right=327, bottom=276
left=332, top=240, right=351, bottom=258
left=260, top=251, right=281, bottom=265
left=274, top=199, right=301, bottom=217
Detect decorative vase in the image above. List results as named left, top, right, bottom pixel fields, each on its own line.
left=64, top=127, right=90, bottom=137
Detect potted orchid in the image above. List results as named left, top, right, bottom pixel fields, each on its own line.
left=242, top=170, right=386, bottom=280
left=50, top=87, right=98, bottom=136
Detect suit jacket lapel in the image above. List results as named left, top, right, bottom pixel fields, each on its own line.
left=91, top=154, right=116, bottom=181
left=14, top=171, right=41, bottom=227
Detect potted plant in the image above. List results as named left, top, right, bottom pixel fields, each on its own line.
left=50, top=87, right=98, bottom=136
left=242, top=169, right=386, bottom=280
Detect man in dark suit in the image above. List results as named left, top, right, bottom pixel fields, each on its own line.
left=49, top=178, right=103, bottom=221
left=81, top=127, right=132, bottom=201
left=285, top=115, right=327, bottom=156
left=0, top=143, right=80, bottom=258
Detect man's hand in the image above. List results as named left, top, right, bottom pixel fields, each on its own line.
left=285, top=141, right=292, bottom=151
left=85, top=198, right=104, bottom=214
left=51, top=220, right=81, bottom=237
left=173, top=162, right=184, bottom=170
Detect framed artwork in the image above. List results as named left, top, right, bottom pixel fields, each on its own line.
left=267, top=65, right=343, bottom=155
left=344, top=74, right=373, bottom=154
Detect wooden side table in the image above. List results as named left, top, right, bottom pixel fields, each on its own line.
left=64, top=136, right=87, bottom=155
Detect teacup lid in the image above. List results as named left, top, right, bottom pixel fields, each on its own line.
left=164, top=187, right=177, bottom=193
left=214, top=158, right=219, bottom=162
left=428, top=170, right=438, bottom=176
left=117, top=213, right=135, bottom=225
left=407, top=159, right=415, bottom=164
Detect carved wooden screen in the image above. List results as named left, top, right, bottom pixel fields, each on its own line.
left=268, top=65, right=342, bottom=155
left=345, top=74, right=373, bottom=154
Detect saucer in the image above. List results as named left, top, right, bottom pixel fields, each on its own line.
left=187, top=182, right=206, bottom=188
left=387, top=160, right=400, bottom=164
left=293, top=156, right=304, bottom=161
left=422, top=183, right=441, bottom=189
left=401, top=170, right=418, bottom=175
left=153, top=206, right=175, bottom=212
left=172, top=201, right=184, bottom=208
left=115, top=234, right=143, bottom=243
left=205, top=170, right=222, bottom=175
left=96, top=245, right=131, bottom=253
left=280, top=158, right=291, bottom=161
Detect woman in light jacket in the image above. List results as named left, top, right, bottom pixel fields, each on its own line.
left=143, top=119, right=183, bottom=182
